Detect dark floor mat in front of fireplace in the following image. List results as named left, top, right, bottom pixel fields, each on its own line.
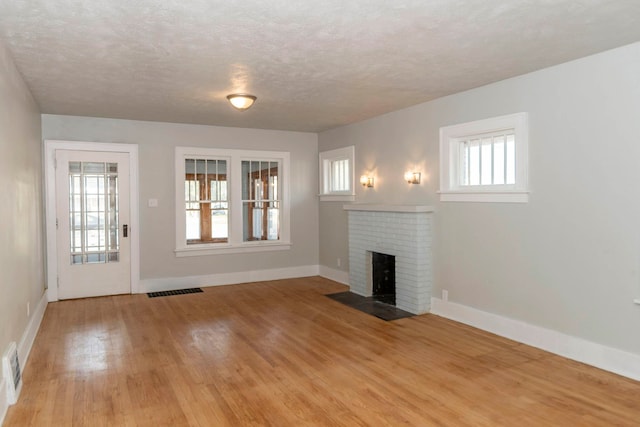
left=326, top=292, right=415, bottom=321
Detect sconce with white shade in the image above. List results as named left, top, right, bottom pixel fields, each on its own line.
left=360, top=175, right=374, bottom=188
left=226, top=94, right=257, bottom=111
left=404, top=171, right=421, bottom=184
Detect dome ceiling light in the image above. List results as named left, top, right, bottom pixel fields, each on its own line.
left=226, top=94, right=257, bottom=111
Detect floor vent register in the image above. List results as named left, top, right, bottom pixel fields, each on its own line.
left=147, top=288, right=204, bottom=298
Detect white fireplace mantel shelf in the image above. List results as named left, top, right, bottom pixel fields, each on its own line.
left=343, top=204, right=434, bottom=213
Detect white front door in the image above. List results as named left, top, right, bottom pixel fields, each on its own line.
left=55, top=150, right=131, bottom=299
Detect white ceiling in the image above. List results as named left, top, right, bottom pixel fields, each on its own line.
left=1, top=1, right=640, bottom=133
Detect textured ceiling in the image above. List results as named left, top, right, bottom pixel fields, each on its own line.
left=1, top=1, right=640, bottom=133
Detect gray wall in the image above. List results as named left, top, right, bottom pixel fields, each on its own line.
left=318, top=41, right=640, bottom=356
left=0, top=39, right=45, bottom=354
left=42, top=115, right=319, bottom=281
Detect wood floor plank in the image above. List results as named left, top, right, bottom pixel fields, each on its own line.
left=5, top=277, right=640, bottom=426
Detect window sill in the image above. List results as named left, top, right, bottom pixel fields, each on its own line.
left=175, top=242, right=292, bottom=257
left=634, top=299, right=640, bottom=306
left=319, top=194, right=356, bottom=202
left=439, top=190, right=529, bottom=203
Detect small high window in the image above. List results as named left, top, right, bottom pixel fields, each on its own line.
left=459, top=131, right=515, bottom=186
left=439, top=113, right=529, bottom=203
left=319, top=146, right=355, bottom=201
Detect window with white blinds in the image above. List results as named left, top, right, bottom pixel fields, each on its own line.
left=330, top=159, right=350, bottom=192
left=459, top=131, right=516, bottom=186
left=319, top=146, right=355, bottom=201
left=440, top=113, right=529, bottom=203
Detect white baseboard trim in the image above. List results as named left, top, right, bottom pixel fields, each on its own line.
left=18, top=292, right=48, bottom=368
left=139, top=265, right=321, bottom=293
left=430, top=297, right=640, bottom=381
left=1, top=292, right=47, bottom=426
left=318, top=265, right=350, bottom=285
left=0, top=378, right=7, bottom=426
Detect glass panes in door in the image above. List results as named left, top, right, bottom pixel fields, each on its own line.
left=68, top=161, right=119, bottom=264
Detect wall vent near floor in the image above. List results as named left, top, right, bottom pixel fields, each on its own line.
left=2, top=342, right=22, bottom=405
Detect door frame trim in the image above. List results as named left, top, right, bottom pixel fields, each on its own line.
left=44, top=140, right=140, bottom=301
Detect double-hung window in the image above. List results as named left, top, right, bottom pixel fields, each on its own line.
left=185, top=158, right=229, bottom=244
left=242, top=160, right=280, bottom=241
left=439, top=112, right=529, bottom=203
left=319, top=146, right=355, bottom=201
left=176, top=147, right=290, bottom=256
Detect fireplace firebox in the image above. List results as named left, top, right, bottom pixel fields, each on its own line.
left=372, top=252, right=395, bottom=306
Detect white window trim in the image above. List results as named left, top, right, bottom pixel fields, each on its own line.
left=439, top=112, right=529, bottom=203
left=319, top=146, right=355, bottom=202
left=175, top=147, right=291, bottom=257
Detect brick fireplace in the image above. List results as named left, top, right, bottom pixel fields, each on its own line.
left=345, top=204, right=434, bottom=314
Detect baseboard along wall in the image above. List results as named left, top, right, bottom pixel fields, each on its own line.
left=1, top=291, right=48, bottom=426
left=430, top=297, right=640, bottom=382
left=18, top=293, right=48, bottom=367
left=139, top=265, right=320, bottom=293
left=0, top=377, right=8, bottom=427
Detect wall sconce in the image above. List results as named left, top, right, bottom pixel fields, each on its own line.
left=360, top=175, right=374, bottom=188
left=404, top=171, right=421, bottom=184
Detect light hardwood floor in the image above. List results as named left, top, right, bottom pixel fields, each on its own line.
left=5, top=277, right=640, bottom=426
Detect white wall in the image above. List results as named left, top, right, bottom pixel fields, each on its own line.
left=319, top=41, right=640, bottom=357
left=0, top=40, right=45, bottom=359
left=42, top=116, right=319, bottom=285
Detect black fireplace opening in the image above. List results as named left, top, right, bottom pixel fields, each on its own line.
left=372, top=252, right=396, bottom=306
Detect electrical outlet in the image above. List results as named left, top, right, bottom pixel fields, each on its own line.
left=337, top=258, right=341, bottom=268
left=27, top=302, right=30, bottom=317
left=442, top=290, right=448, bottom=302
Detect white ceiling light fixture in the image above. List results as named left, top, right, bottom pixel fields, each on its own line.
left=226, top=94, right=257, bottom=111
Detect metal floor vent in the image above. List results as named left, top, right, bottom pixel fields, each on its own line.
left=3, top=341, right=22, bottom=405
left=147, top=288, right=203, bottom=298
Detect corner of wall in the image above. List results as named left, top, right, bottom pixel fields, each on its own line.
left=318, top=265, right=350, bottom=285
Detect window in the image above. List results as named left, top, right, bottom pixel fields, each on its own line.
left=319, top=146, right=355, bottom=201
left=175, top=147, right=290, bottom=256
left=185, top=159, right=229, bottom=244
left=439, top=112, right=529, bottom=203
left=242, top=160, right=280, bottom=241
left=459, top=131, right=515, bottom=186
